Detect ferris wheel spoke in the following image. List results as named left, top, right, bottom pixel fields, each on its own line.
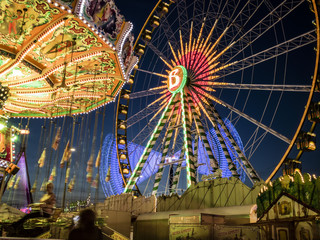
left=221, top=100, right=291, bottom=144
left=220, top=0, right=265, bottom=53
left=127, top=93, right=171, bottom=128
left=216, top=31, right=316, bottom=79
left=197, top=0, right=262, bottom=53
left=245, top=130, right=268, bottom=159
left=158, top=15, right=179, bottom=51
left=215, top=83, right=312, bottom=92
left=227, top=0, right=264, bottom=30
left=129, top=88, right=163, bottom=99
left=129, top=124, right=156, bottom=157
left=187, top=0, right=205, bottom=38
left=176, top=0, right=190, bottom=39
left=224, top=0, right=305, bottom=63
left=135, top=68, right=168, bottom=79
left=126, top=103, right=160, bottom=128
left=147, top=41, right=172, bottom=66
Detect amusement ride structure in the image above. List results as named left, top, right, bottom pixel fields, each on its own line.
left=0, top=0, right=318, bottom=215
left=0, top=0, right=137, bottom=209
left=99, top=0, right=320, bottom=198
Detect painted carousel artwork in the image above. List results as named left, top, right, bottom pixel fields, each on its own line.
left=0, top=0, right=137, bottom=118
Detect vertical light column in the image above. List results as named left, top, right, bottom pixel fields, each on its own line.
left=152, top=103, right=180, bottom=195
left=124, top=93, right=177, bottom=193
left=180, top=90, right=196, bottom=188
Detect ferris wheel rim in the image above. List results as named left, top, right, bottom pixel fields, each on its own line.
left=112, top=0, right=320, bottom=196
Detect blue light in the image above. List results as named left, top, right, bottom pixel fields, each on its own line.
left=100, top=118, right=246, bottom=197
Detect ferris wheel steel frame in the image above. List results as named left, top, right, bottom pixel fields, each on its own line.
left=114, top=0, right=320, bottom=196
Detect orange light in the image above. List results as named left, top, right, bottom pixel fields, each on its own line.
left=122, top=168, right=129, bottom=175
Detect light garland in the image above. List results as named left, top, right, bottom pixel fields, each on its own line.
left=116, top=22, right=134, bottom=78
left=13, top=88, right=57, bottom=96
left=0, top=19, right=66, bottom=79
left=9, top=51, right=104, bottom=87
left=125, top=56, right=138, bottom=80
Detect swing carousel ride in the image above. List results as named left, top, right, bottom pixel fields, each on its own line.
left=100, top=0, right=320, bottom=198
left=0, top=0, right=137, bottom=208
left=0, top=0, right=137, bottom=117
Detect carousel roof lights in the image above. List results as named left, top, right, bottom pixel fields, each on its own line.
left=4, top=107, right=24, bottom=114
left=125, top=57, right=138, bottom=79
left=77, top=0, right=86, bottom=18
left=0, top=20, right=66, bottom=78
left=15, top=98, right=51, bottom=104
left=117, top=22, right=133, bottom=55
left=9, top=102, right=45, bottom=111
left=9, top=51, right=104, bottom=87
left=13, top=88, right=58, bottom=95
left=38, top=19, right=66, bottom=42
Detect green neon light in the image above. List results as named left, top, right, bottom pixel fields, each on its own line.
left=180, top=89, right=192, bottom=188
left=168, top=65, right=187, bottom=93
left=112, top=82, right=121, bottom=96
left=124, top=92, right=177, bottom=193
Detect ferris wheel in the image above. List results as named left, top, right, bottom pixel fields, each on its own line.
left=109, top=0, right=320, bottom=197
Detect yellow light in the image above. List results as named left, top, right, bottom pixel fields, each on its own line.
left=20, top=129, right=30, bottom=134
left=308, top=141, right=316, bottom=151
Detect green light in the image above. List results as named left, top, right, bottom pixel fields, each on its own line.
left=11, top=135, right=17, bottom=142
left=124, top=93, right=177, bottom=193
left=0, top=123, right=5, bottom=130
left=180, top=90, right=192, bottom=188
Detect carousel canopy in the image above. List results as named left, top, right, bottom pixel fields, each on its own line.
left=0, top=0, right=136, bottom=118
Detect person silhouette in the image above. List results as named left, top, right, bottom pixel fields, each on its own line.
left=7, top=182, right=56, bottom=236
left=68, top=208, right=103, bottom=240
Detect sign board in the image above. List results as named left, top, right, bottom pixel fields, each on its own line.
left=170, top=215, right=200, bottom=224
left=213, top=225, right=260, bottom=240
left=170, top=225, right=212, bottom=240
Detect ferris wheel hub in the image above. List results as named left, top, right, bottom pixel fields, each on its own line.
left=167, top=65, right=188, bottom=93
